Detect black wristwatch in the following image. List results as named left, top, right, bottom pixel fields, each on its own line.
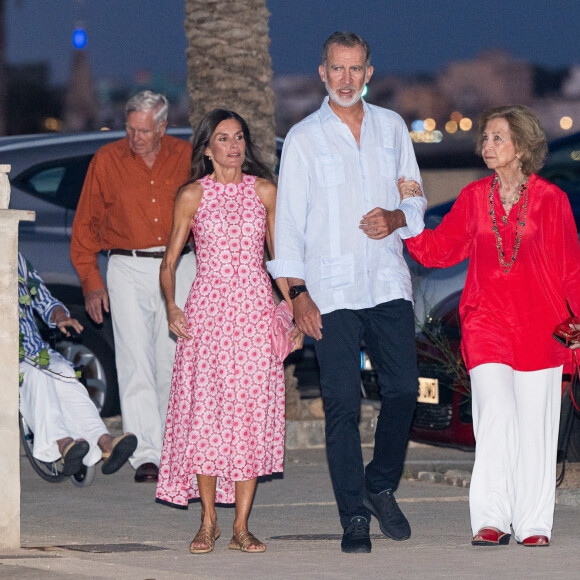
left=289, top=285, right=308, bottom=300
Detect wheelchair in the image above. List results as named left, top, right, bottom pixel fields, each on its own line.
left=20, top=413, right=96, bottom=487
left=19, top=328, right=97, bottom=487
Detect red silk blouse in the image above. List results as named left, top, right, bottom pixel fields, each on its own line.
left=406, top=174, right=580, bottom=372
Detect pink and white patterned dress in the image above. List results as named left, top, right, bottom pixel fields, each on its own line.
left=156, top=174, right=286, bottom=507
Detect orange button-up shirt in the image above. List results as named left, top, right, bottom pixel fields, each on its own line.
left=71, top=134, right=193, bottom=294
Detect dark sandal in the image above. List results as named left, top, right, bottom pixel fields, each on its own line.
left=472, top=527, right=511, bottom=546
left=189, top=523, right=221, bottom=554
left=101, top=433, right=138, bottom=474
left=228, top=530, right=266, bottom=553
left=61, top=439, right=90, bottom=476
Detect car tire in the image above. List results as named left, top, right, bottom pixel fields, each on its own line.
left=56, top=305, right=121, bottom=418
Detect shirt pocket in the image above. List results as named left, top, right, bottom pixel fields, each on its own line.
left=314, top=154, right=346, bottom=188
left=376, top=147, right=397, bottom=180
left=320, top=253, right=354, bottom=289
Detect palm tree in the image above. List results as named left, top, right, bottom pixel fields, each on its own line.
left=183, top=0, right=277, bottom=168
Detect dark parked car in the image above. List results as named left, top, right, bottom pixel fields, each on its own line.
left=363, top=288, right=580, bottom=461
left=360, top=290, right=475, bottom=449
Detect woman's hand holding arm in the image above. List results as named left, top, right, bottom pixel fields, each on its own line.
left=398, top=176, right=423, bottom=201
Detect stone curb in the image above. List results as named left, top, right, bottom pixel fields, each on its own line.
left=417, top=469, right=471, bottom=488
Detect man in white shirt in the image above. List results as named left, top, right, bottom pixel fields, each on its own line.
left=268, top=32, right=426, bottom=553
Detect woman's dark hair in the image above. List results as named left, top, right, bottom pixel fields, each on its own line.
left=476, top=104, right=548, bottom=175
left=188, top=109, right=276, bottom=184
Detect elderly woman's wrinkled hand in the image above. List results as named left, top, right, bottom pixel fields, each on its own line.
left=290, top=325, right=305, bottom=353
left=398, top=176, right=423, bottom=201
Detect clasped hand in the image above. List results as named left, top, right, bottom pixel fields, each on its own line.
left=359, top=207, right=405, bottom=239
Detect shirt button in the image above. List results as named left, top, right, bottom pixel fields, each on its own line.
left=150, top=180, right=154, bottom=185
left=157, top=237, right=162, bottom=241
left=152, top=198, right=156, bottom=203
left=154, top=218, right=159, bottom=222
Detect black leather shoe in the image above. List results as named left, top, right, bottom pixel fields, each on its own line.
left=341, top=516, right=371, bottom=553
left=134, top=462, right=159, bottom=483
left=363, top=488, right=411, bottom=541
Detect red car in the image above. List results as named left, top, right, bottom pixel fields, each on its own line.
left=362, top=289, right=580, bottom=460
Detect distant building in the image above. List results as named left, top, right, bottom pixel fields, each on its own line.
left=437, top=50, right=534, bottom=116
left=64, top=48, right=97, bottom=131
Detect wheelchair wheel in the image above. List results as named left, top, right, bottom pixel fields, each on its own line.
left=19, top=413, right=66, bottom=483
left=70, top=463, right=96, bottom=487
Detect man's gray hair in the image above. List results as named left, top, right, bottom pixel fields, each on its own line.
left=125, top=90, right=168, bottom=126
left=322, top=31, right=371, bottom=66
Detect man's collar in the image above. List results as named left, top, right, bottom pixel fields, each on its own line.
left=320, top=96, right=368, bottom=122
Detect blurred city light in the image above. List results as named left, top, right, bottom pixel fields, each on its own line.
left=560, top=116, right=573, bottom=130
left=72, top=26, right=87, bottom=50
left=410, top=130, right=443, bottom=143
left=450, top=111, right=463, bottom=123
left=44, top=117, right=63, bottom=131
left=411, top=119, right=425, bottom=132
left=424, top=118, right=436, bottom=132
left=362, top=85, right=368, bottom=98
left=445, top=120, right=458, bottom=134
left=459, top=117, right=473, bottom=131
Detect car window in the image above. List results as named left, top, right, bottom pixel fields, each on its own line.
left=12, top=155, right=94, bottom=210
left=540, top=144, right=580, bottom=196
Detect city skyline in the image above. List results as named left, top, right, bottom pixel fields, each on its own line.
left=4, top=0, right=580, bottom=86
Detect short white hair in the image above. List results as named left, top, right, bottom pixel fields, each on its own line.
left=125, top=90, right=168, bottom=126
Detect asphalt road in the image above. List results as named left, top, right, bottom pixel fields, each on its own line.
left=3, top=443, right=579, bottom=579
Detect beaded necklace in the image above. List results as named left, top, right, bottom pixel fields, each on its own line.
left=489, top=174, right=529, bottom=274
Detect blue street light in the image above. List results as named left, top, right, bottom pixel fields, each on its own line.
left=72, top=27, right=87, bottom=50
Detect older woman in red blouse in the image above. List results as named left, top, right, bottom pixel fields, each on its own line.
left=401, top=105, right=580, bottom=547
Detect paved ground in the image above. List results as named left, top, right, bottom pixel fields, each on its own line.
left=2, top=443, right=580, bottom=579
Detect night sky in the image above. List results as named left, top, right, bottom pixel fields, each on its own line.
left=4, top=0, right=579, bottom=85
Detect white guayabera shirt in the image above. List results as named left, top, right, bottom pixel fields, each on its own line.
left=267, top=97, right=426, bottom=315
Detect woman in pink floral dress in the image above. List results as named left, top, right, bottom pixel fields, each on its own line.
left=156, top=109, right=302, bottom=554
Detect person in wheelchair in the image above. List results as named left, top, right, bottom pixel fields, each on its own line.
left=18, top=252, right=137, bottom=477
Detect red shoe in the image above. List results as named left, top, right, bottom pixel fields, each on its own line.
left=519, top=535, right=550, bottom=547
left=472, top=527, right=511, bottom=546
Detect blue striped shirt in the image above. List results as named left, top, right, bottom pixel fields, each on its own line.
left=18, top=252, right=69, bottom=357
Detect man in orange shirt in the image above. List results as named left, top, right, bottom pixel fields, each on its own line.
left=71, top=91, right=196, bottom=483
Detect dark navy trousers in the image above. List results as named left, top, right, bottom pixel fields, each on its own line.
left=314, top=299, right=418, bottom=528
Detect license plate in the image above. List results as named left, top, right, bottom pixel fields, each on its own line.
left=417, top=377, right=439, bottom=404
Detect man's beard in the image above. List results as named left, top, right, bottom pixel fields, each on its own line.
left=325, top=81, right=365, bottom=108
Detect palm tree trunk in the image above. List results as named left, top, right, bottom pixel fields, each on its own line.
left=183, top=0, right=276, bottom=168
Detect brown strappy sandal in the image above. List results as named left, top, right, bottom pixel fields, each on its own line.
left=189, top=523, right=221, bottom=554
left=228, top=530, right=266, bottom=553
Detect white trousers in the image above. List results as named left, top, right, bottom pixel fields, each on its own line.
left=469, top=363, right=562, bottom=541
left=19, top=351, right=108, bottom=466
left=107, top=251, right=196, bottom=469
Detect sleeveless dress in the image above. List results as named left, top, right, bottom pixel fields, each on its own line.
left=156, top=174, right=286, bottom=507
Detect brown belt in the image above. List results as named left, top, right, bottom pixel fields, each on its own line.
left=108, top=246, right=192, bottom=259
